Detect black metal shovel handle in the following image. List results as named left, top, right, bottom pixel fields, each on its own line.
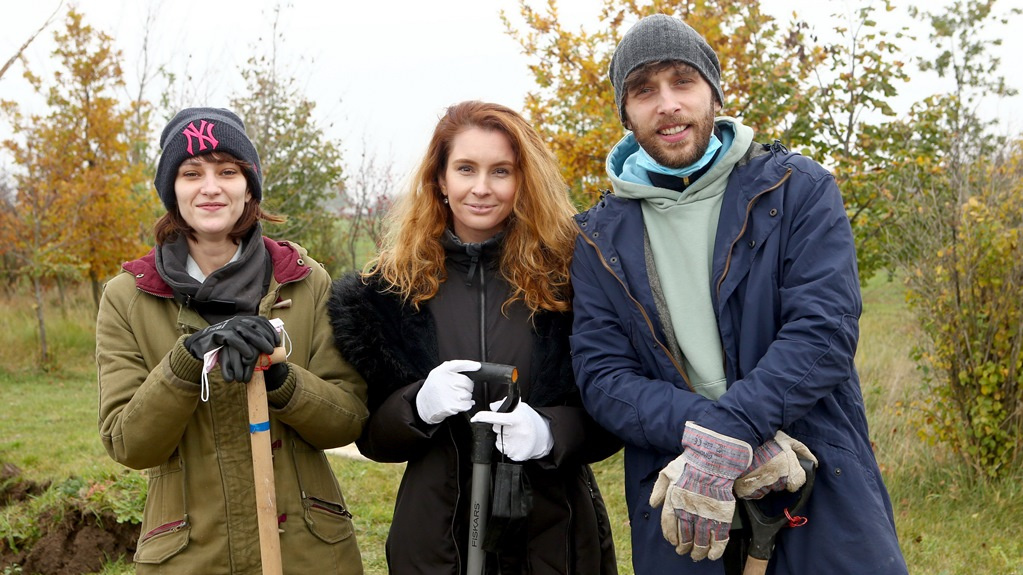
left=464, top=362, right=519, bottom=410
left=463, top=362, right=519, bottom=575
left=741, top=457, right=816, bottom=575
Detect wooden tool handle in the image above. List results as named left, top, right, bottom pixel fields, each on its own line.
left=246, top=346, right=286, bottom=575
left=267, top=346, right=287, bottom=365
left=743, top=556, right=769, bottom=575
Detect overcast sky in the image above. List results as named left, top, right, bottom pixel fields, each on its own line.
left=2, top=0, right=1021, bottom=179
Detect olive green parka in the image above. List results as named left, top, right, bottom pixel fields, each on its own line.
left=97, top=238, right=368, bottom=574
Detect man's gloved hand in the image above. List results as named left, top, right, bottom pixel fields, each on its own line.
left=471, top=400, right=553, bottom=461
left=667, top=422, right=753, bottom=561
left=735, top=431, right=818, bottom=499
left=185, top=316, right=278, bottom=382
left=649, top=452, right=687, bottom=552
left=416, top=360, right=480, bottom=424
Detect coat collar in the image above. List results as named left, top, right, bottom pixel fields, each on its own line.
left=328, top=272, right=576, bottom=412
left=122, top=236, right=311, bottom=298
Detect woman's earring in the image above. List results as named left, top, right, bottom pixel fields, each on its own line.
left=442, top=197, right=449, bottom=205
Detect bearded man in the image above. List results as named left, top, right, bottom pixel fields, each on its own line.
left=569, top=14, right=909, bottom=575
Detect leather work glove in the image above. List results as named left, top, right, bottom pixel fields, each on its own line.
left=667, top=422, right=753, bottom=561
left=416, top=360, right=480, bottom=424
left=185, top=316, right=279, bottom=383
left=471, top=400, right=554, bottom=461
left=735, top=431, right=818, bottom=500
left=649, top=452, right=687, bottom=551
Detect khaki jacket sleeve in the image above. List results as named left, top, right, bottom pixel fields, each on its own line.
left=96, top=274, right=204, bottom=469
left=266, top=262, right=369, bottom=449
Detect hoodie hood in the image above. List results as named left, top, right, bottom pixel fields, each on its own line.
left=607, top=117, right=754, bottom=203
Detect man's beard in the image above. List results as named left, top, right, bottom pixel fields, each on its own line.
left=632, top=106, right=717, bottom=169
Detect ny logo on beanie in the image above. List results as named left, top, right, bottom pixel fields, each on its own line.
left=154, top=107, right=263, bottom=211
left=182, top=120, right=219, bottom=155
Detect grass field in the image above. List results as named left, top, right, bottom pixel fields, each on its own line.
left=1, top=275, right=1022, bottom=574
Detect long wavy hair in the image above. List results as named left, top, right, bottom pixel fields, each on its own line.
left=365, top=101, right=578, bottom=315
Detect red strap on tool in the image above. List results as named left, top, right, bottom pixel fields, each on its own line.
left=785, top=508, right=808, bottom=528
left=254, top=354, right=273, bottom=372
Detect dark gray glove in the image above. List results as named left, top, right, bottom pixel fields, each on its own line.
left=185, top=316, right=278, bottom=382
left=264, top=362, right=289, bottom=391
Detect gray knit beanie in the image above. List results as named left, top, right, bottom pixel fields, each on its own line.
left=609, top=14, right=724, bottom=126
left=154, top=107, right=262, bottom=212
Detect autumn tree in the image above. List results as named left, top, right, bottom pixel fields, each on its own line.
left=337, top=146, right=396, bottom=271
left=884, top=0, right=1021, bottom=478
left=0, top=1, right=64, bottom=82
left=786, top=1, right=913, bottom=280
left=229, top=7, right=346, bottom=274
left=1, top=9, right=150, bottom=364
left=120, top=3, right=173, bottom=251
left=0, top=173, right=23, bottom=292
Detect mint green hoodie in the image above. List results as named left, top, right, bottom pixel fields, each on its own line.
left=606, top=117, right=755, bottom=400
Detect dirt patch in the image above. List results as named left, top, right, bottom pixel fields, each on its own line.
left=0, top=462, right=50, bottom=506
left=0, top=463, right=139, bottom=575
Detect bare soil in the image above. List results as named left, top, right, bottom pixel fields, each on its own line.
left=0, top=463, right=138, bottom=575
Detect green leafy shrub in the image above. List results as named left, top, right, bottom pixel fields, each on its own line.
left=904, top=157, right=1023, bottom=478
left=83, top=471, right=147, bottom=525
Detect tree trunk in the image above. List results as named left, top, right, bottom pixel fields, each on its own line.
left=33, top=275, right=49, bottom=366
left=91, top=272, right=101, bottom=311
left=56, top=275, right=68, bottom=318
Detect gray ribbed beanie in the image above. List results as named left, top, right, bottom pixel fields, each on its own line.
left=153, top=107, right=262, bottom=212
left=609, top=14, right=724, bottom=125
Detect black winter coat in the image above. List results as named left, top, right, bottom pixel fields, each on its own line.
left=328, top=237, right=619, bottom=575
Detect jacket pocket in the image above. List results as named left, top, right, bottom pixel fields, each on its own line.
left=135, top=457, right=191, bottom=563
left=303, top=496, right=354, bottom=543
left=292, top=441, right=355, bottom=544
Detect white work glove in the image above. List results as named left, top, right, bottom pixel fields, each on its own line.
left=648, top=453, right=687, bottom=553
left=416, top=360, right=480, bottom=424
left=470, top=400, right=553, bottom=461
left=735, top=430, right=818, bottom=499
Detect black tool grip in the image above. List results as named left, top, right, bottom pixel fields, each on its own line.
left=463, top=363, right=518, bottom=385
left=462, top=362, right=519, bottom=413
left=744, top=457, right=816, bottom=561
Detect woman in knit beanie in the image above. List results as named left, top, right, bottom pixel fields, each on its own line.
left=96, top=107, right=368, bottom=574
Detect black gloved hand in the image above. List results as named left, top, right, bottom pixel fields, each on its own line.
left=185, top=316, right=279, bottom=382
left=264, top=362, right=290, bottom=392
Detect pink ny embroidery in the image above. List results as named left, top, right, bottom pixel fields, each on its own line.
left=182, top=120, right=219, bottom=155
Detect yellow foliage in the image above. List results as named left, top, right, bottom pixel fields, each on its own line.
left=902, top=140, right=1023, bottom=478
left=1, top=8, right=153, bottom=286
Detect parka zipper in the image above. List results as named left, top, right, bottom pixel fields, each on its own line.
left=477, top=253, right=487, bottom=362
left=578, top=230, right=694, bottom=392
left=450, top=248, right=484, bottom=572
left=468, top=249, right=491, bottom=402
left=140, top=516, right=189, bottom=543
left=715, top=169, right=792, bottom=300
left=452, top=248, right=488, bottom=574
left=306, top=496, right=353, bottom=519
left=450, top=423, right=464, bottom=574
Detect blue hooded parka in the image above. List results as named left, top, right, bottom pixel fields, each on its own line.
left=570, top=131, right=908, bottom=574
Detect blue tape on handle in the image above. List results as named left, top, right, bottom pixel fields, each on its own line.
left=250, top=421, right=270, bottom=433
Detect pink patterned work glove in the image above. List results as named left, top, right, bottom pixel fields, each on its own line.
left=735, top=431, right=817, bottom=499
left=666, top=422, right=753, bottom=560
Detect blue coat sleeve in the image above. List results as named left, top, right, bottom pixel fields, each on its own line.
left=569, top=232, right=713, bottom=455
left=703, top=165, right=863, bottom=446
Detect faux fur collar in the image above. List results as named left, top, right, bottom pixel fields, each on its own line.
left=328, top=272, right=576, bottom=412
